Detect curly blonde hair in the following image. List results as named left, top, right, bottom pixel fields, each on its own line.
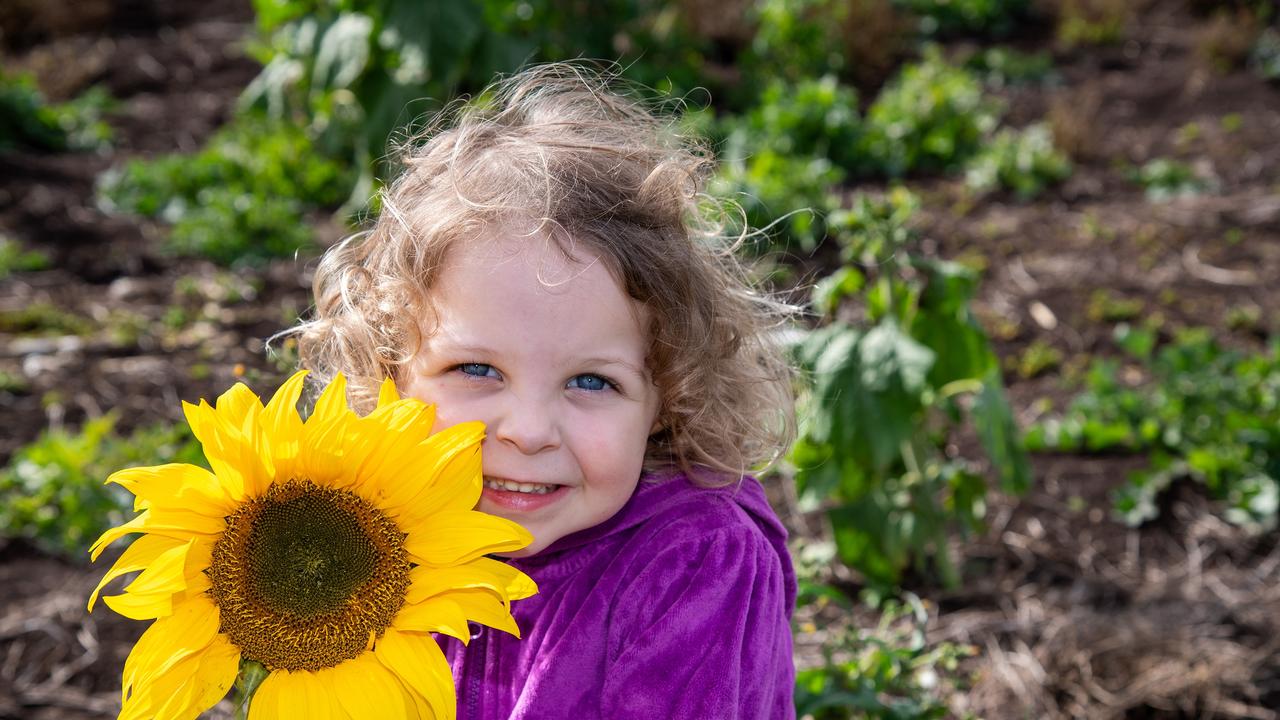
left=292, top=62, right=795, bottom=483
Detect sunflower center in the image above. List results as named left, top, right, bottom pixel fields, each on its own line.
left=249, top=489, right=377, bottom=616
left=208, top=479, right=411, bottom=672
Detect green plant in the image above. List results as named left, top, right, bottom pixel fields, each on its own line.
left=1086, top=289, right=1143, bottom=322
left=791, top=189, right=1031, bottom=588
left=964, top=123, right=1071, bottom=200
left=1025, top=327, right=1280, bottom=531
left=964, top=47, right=1055, bottom=88
left=859, top=47, right=1001, bottom=177
left=1056, top=0, right=1128, bottom=49
left=0, top=236, right=50, bottom=278
left=0, top=70, right=113, bottom=153
left=795, top=593, right=975, bottom=719
left=0, top=370, right=30, bottom=394
left=0, top=302, right=92, bottom=336
left=747, top=0, right=913, bottom=93
left=1011, top=339, right=1063, bottom=379
left=1128, top=158, right=1211, bottom=201
left=0, top=416, right=205, bottom=557
left=713, top=75, right=863, bottom=249
left=243, top=0, right=714, bottom=181
left=725, top=76, right=865, bottom=173
left=893, top=0, right=1030, bottom=38
left=98, top=114, right=353, bottom=264
left=1252, top=27, right=1280, bottom=81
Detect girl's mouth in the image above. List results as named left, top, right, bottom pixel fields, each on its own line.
left=483, top=478, right=559, bottom=495
left=481, top=478, right=567, bottom=512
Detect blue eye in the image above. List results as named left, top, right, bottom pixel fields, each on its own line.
left=568, top=374, right=613, bottom=392
left=458, top=363, right=496, bottom=378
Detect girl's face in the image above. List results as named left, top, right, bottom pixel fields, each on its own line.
left=403, top=231, right=661, bottom=556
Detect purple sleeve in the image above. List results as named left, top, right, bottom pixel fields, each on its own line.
left=601, top=525, right=796, bottom=719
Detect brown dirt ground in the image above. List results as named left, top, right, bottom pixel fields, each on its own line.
left=2, top=0, right=1278, bottom=718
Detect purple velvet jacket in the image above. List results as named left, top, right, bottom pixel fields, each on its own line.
left=440, top=472, right=797, bottom=719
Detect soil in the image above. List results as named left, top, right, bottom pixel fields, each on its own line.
left=1, top=0, right=1278, bottom=718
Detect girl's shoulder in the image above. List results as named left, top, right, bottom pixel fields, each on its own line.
left=619, top=472, right=795, bottom=595
left=630, top=471, right=779, bottom=541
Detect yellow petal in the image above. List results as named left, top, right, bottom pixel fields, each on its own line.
left=89, top=508, right=225, bottom=562
left=375, top=629, right=455, bottom=720
left=107, top=463, right=236, bottom=515
left=183, top=537, right=214, bottom=586
left=447, top=587, right=522, bottom=638
left=122, top=596, right=220, bottom=705
left=376, top=423, right=485, bottom=520
left=260, top=369, right=308, bottom=477
left=122, top=635, right=239, bottom=720
left=176, top=637, right=240, bottom=717
left=403, top=511, right=532, bottom=567
left=102, top=538, right=194, bottom=620
left=214, top=382, right=264, bottom=434
left=248, top=669, right=339, bottom=720
left=391, top=595, right=472, bottom=643
left=326, top=652, right=414, bottom=720
left=184, top=399, right=272, bottom=499
left=284, top=670, right=337, bottom=720
left=89, top=534, right=184, bottom=612
left=310, top=372, right=352, bottom=426
left=299, top=402, right=357, bottom=487
left=246, top=669, right=286, bottom=720
left=376, top=376, right=400, bottom=408
left=345, top=399, right=437, bottom=495
left=405, top=558, right=537, bottom=606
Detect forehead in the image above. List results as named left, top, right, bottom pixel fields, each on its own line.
left=428, top=229, right=650, bottom=350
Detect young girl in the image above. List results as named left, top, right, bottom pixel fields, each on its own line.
left=296, top=63, right=798, bottom=719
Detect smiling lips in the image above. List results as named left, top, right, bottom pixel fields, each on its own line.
left=483, top=477, right=561, bottom=495
left=481, top=477, right=568, bottom=513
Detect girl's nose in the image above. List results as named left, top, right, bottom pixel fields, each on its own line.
left=493, top=395, right=560, bottom=455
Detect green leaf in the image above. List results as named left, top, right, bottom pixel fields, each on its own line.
left=910, top=258, right=995, bottom=386
left=312, top=13, right=374, bottom=93
left=972, top=367, right=1031, bottom=494
left=829, top=497, right=907, bottom=587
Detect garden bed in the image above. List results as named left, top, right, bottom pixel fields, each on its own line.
left=2, top=0, right=1279, bottom=717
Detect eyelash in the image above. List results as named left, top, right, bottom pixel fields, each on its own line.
left=452, top=364, right=619, bottom=393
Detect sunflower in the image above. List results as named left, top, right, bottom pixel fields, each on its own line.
left=88, top=370, right=536, bottom=720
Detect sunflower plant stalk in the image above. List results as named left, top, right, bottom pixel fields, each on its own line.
left=88, top=370, right=537, bottom=720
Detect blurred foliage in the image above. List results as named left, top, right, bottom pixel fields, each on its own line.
left=892, top=0, right=1030, bottom=38
left=1127, top=158, right=1212, bottom=202
left=790, top=188, right=1031, bottom=589
left=1055, top=0, right=1129, bottom=49
left=0, top=302, right=92, bottom=336
left=0, top=70, right=113, bottom=153
left=1026, top=327, right=1280, bottom=533
left=0, top=416, right=204, bottom=558
left=713, top=75, right=860, bottom=249
left=859, top=46, right=1000, bottom=177
left=242, top=0, right=713, bottom=181
left=795, top=592, right=975, bottom=720
left=1253, top=27, right=1280, bottom=81
left=98, top=115, right=355, bottom=264
left=964, top=123, right=1072, bottom=200
left=963, top=46, right=1055, bottom=88
left=0, top=236, right=50, bottom=278
left=715, top=48, right=1068, bottom=249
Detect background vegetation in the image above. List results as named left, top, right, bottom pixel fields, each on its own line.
left=3, top=0, right=1279, bottom=717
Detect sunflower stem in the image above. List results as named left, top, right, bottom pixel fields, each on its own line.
left=232, top=659, right=269, bottom=720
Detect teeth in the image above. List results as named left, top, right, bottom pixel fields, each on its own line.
left=484, top=479, right=559, bottom=495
